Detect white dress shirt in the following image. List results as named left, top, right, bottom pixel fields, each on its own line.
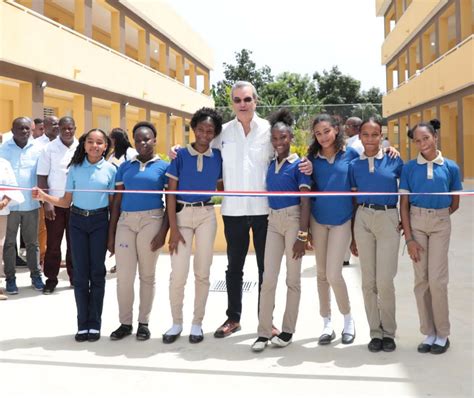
left=213, top=114, right=273, bottom=216
left=346, top=134, right=364, bottom=155
left=0, top=158, right=24, bottom=215
left=37, top=137, right=79, bottom=197
left=34, top=134, right=51, bottom=148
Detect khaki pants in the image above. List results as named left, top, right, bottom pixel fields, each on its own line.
left=354, top=206, right=400, bottom=339
left=169, top=206, right=217, bottom=326
left=311, top=217, right=351, bottom=318
left=410, top=206, right=451, bottom=338
left=258, top=205, right=302, bottom=338
left=115, top=209, right=164, bottom=325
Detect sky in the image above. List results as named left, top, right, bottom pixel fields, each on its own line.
left=168, top=0, right=387, bottom=92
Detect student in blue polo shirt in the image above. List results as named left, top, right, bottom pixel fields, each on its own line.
left=162, top=107, right=223, bottom=344
left=251, top=109, right=311, bottom=352
left=34, top=128, right=116, bottom=343
left=400, top=119, right=462, bottom=355
left=107, top=121, right=169, bottom=341
left=307, top=113, right=359, bottom=346
left=348, top=117, right=404, bottom=353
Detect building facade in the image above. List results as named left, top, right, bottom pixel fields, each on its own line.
left=0, top=0, right=214, bottom=153
left=376, top=0, right=473, bottom=178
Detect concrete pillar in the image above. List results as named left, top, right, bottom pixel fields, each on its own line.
left=176, top=54, right=184, bottom=83
left=156, top=113, right=169, bottom=154
left=173, top=117, right=184, bottom=145
left=203, top=72, right=210, bottom=95
left=32, top=83, right=44, bottom=119
left=111, top=10, right=125, bottom=53
left=138, top=30, right=150, bottom=66
left=398, top=53, right=406, bottom=84
left=386, top=65, right=394, bottom=91
left=73, top=95, right=85, bottom=136
left=111, top=102, right=126, bottom=129
left=19, top=83, right=32, bottom=118
left=138, top=108, right=147, bottom=121
left=189, top=63, right=197, bottom=89
left=159, top=42, right=169, bottom=75
left=30, top=0, right=44, bottom=14
left=408, top=44, right=417, bottom=77
left=459, top=0, right=471, bottom=41
left=74, top=0, right=92, bottom=37
left=438, top=15, right=449, bottom=54
left=462, top=95, right=474, bottom=178
left=398, top=115, right=409, bottom=160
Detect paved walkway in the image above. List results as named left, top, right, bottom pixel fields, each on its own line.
left=1, top=186, right=472, bottom=397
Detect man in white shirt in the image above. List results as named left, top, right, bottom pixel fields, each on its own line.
left=213, top=81, right=311, bottom=338
left=32, top=118, right=45, bottom=139
left=344, top=117, right=364, bottom=156
left=37, top=116, right=78, bottom=294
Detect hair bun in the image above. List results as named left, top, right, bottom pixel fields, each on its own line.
left=429, top=118, right=441, bottom=130
left=268, top=108, right=294, bottom=128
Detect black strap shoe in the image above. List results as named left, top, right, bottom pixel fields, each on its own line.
left=318, top=330, right=336, bottom=345
left=110, top=324, right=133, bottom=340
left=137, top=323, right=151, bottom=341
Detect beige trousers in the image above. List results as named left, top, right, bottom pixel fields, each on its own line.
left=311, top=217, right=352, bottom=318
left=410, top=206, right=451, bottom=338
left=258, top=205, right=302, bottom=338
left=115, top=209, right=164, bottom=325
left=354, top=206, right=400, bottom=339
left=169, top=205, right=217, bottom=326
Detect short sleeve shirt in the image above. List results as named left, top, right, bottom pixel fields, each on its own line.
left=266, top=154, right=312, bottom=210
left=166, top=144, right=222, bottom=203
left=349, top=151, right=403, bottom=206
left=65, top=158, right=116, bottom=210
left=399, top=153, right=462, bottom=209
left=310, top=146, right=359, bottom=225
left=115, top=156, right=169, bottom=211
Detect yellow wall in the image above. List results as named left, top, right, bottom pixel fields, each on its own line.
left=463, top=95, right=474, bottom=178
left=383, top=37, right=473, bottom=116
left=381, top=0, right=440, bottom=65
left=1, top=2, right=213, bottom=115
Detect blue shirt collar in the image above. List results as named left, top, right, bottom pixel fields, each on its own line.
left=84, top=157, right=105, bottom=168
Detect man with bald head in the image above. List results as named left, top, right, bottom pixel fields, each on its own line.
left=0, top=117, right=45, bottom=294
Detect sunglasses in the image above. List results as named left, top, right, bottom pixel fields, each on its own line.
left=232, top=96, right=253, bottom=104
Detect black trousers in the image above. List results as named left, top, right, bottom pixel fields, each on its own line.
left=223, top=215, right=268, bottom=322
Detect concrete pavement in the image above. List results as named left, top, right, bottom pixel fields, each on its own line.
left=1, top=186, right=472, bottom=397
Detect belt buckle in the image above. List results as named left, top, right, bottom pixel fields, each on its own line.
left=84, top=209, right=90, bottom=217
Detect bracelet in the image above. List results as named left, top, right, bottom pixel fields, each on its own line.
left=405, top=238, right=415, bottom=244
left=297, top=230, right=308, bottom=238
left=296, top=236, right=308, bottom=242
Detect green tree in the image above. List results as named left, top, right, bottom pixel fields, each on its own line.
left=212, top=49, right=273, bottom=108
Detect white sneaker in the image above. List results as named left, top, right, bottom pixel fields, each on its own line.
left=251, top=338, right=268, bottom=352
left=271, top=335, right=292, bottom=347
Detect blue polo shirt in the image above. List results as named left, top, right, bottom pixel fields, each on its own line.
left=349, top=152, right=403, bottom=206
left=310, top=146, right=359, bottom=225
left=399, top=156, right=462, bottom=209
left=65, top=157, right=116, bottom=210
left=166, top=144, right=222, bottom=203
left=116, top=156, right=169, bottom=211
left=0, top=138, right=42, bottom=211
left=266, top=154, right=312, bottom=210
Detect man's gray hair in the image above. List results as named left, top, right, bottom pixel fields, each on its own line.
left=230, top=81, right=258, bottom=100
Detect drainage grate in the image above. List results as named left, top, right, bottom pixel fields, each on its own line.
left=210, top=280, right=256, bottom=293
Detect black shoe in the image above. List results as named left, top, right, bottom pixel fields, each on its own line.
left=110, top=324, right=133, bottom=340
left=341, top=328, right=356, bottom=345
left=189, top=330, right=204, bottom=344
left=343, top=261, right=350, bottom=266
left=16, top=256, right=27, bottom=267
left=42, top=280, right=57, bottom=295
left=88, top=332, right=101, bottom=342
left=163, top=332, right=181, bottom=344
left=382, top=337, right=396, bottom=352
left=430, top=338, right=450, bottom=355
left=136, top=323, right=150, bottom=341
left=417, top=343, right=432, bottom=353
left=318, top=330, right=336, bottom=345
left=368, top=338, right=383, bottom=352
left=75, top=332, right=88, bottom=342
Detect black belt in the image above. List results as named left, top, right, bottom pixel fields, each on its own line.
left=179, top=201, right=214, bottom=208
left=71, top=206, right=108, bottom=217
left=360, top=203, right=397, bottom=211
